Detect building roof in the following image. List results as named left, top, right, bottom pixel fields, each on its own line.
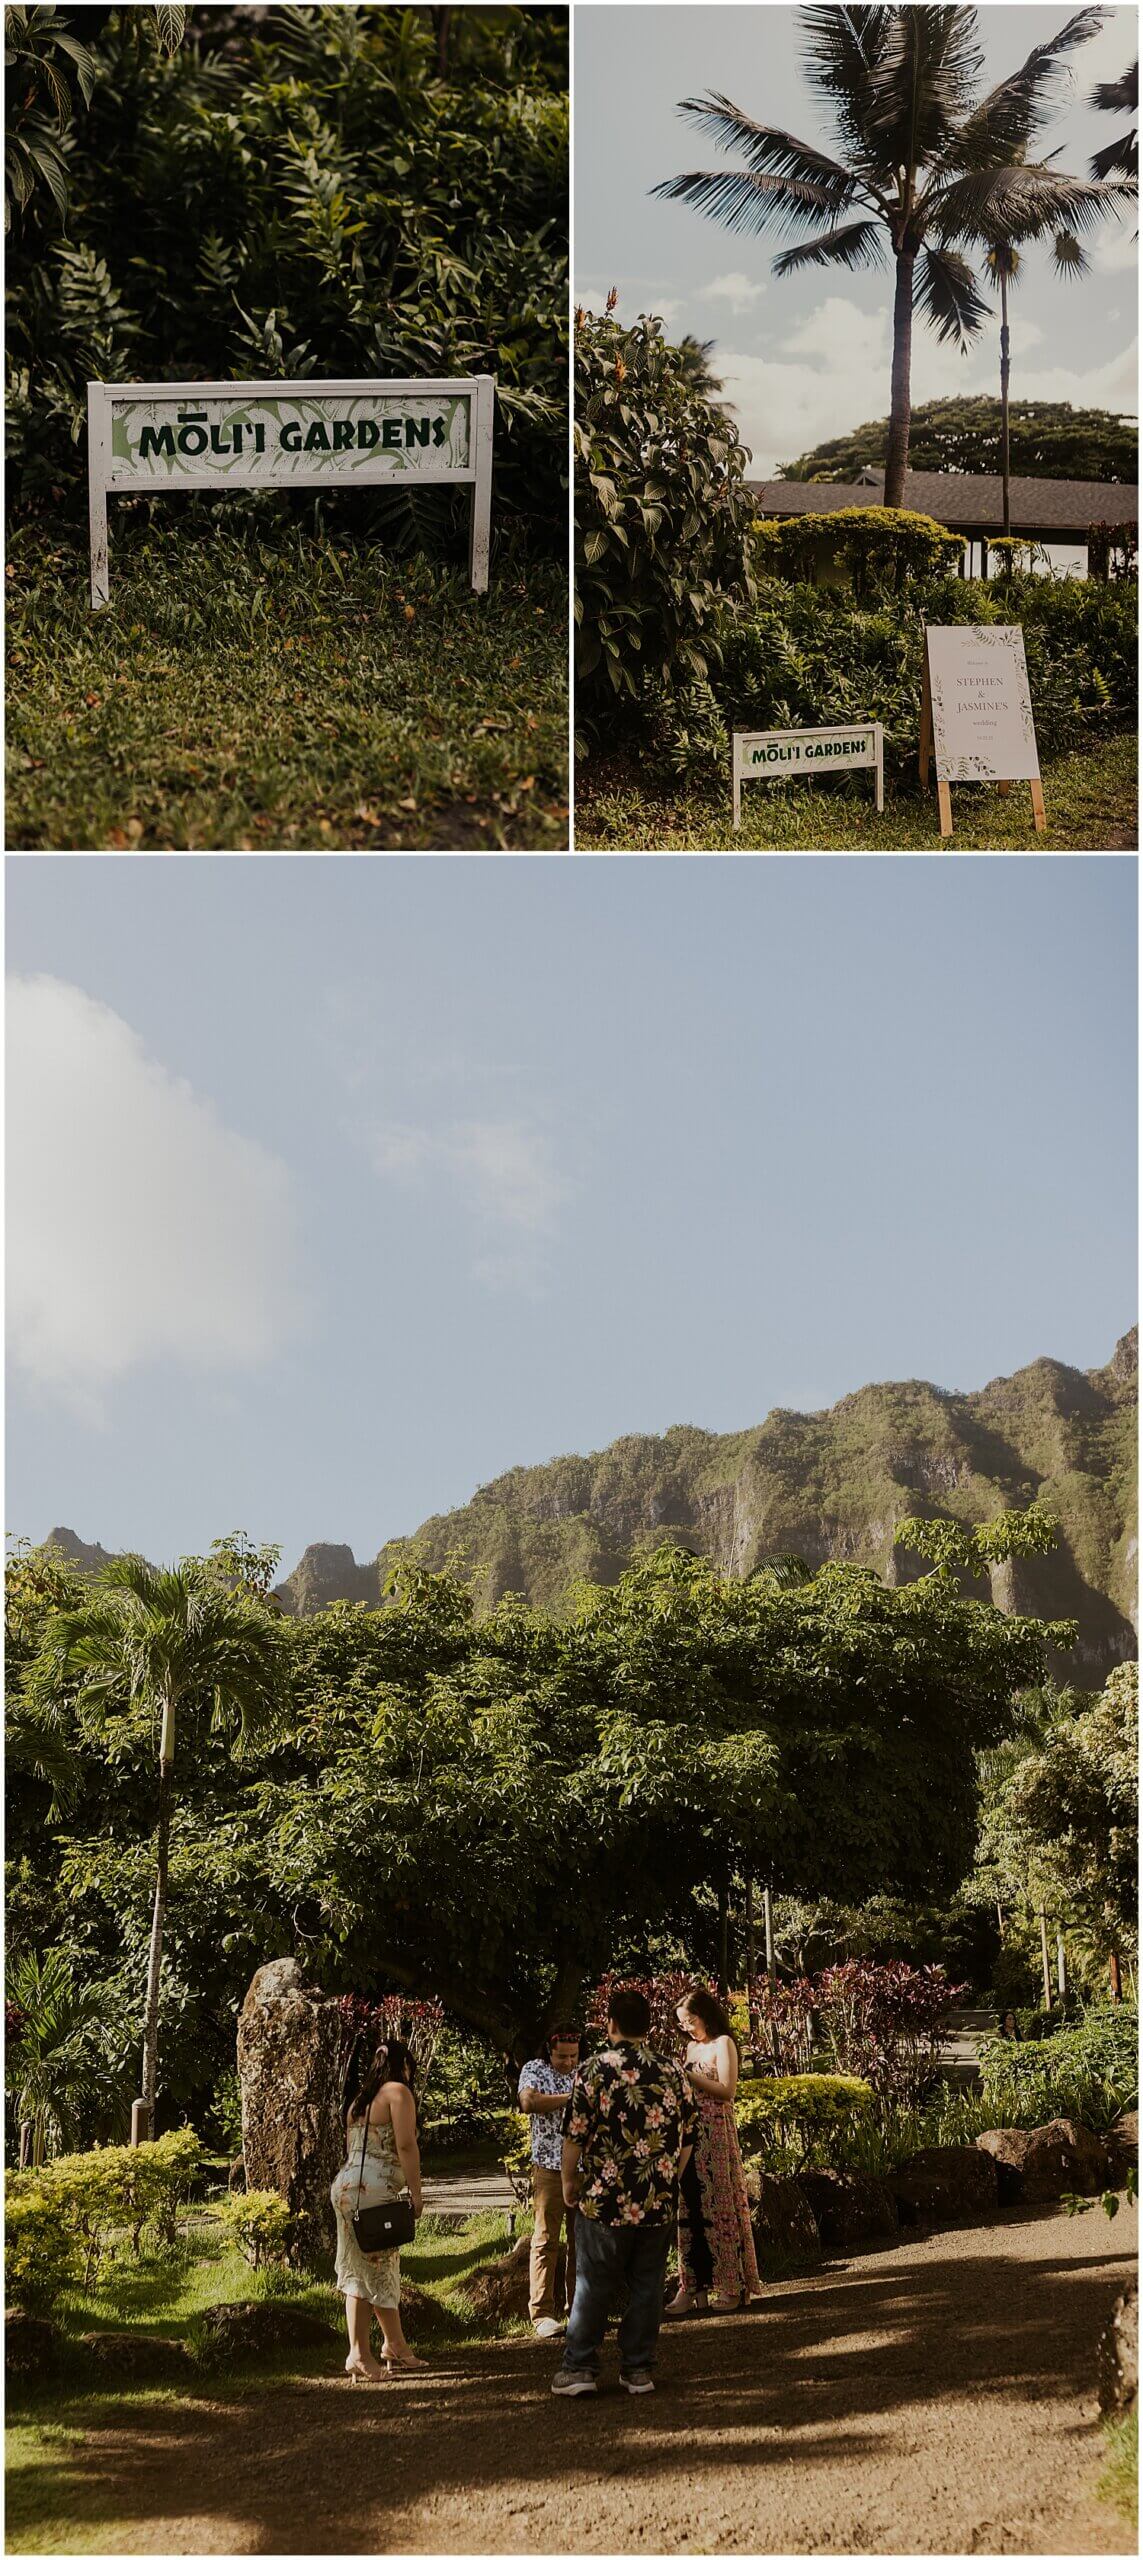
left=748, top=469, right=1138, bottom=539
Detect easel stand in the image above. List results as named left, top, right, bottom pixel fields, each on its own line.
left=919, top=652, right=1045, bottom=841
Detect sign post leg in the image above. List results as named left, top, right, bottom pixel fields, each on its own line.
left=936, top=780, right=953, bottom=840
left=732, top=743, right=741, bottom=830
left=87, top=382, right=110, bottom=609
left=1029, top=779, right=1047, bottom=835
left=468, top=374, right=494, bottom=595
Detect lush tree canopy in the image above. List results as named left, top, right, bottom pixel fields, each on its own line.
left=777, top=397, right=1139, bottom=486
left=10, top=1540, right=1076, bottom=2121
left=972, top=1662, right=1138, bottom=1993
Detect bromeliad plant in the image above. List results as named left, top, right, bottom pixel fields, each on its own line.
left=654, top=6, right=1133, bottom=507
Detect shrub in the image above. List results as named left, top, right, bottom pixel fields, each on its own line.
left=750, top=1977, right=817, bottom=2075
left=978, top=2005, right=1138, bottom=2133
left=735, top=2072, right=874, bottom=2166
left=8, top=2127, right=204, bottom=2295
left=5, top=2183, right=84, bottom=2315
left=815, top=1961, right=967, bottom=2110
left=574, top=308, right=754, bottom=729
left=752, top=507, right=964, bottom=596
left=7, top=6, right=567, bottom=535
left=212, top=2188, right=291, bottom=2270
left=585, top=1971, right=717, bottom=2055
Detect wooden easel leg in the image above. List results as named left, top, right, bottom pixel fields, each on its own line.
left=1030, top=779, right=1046, bottom=835
left=936, top=781, right=953, bottom=840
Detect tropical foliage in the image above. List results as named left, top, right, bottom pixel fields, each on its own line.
left=753, top=505, right=964, bottom=593
left=7, top=4, right=568, bottom=536
left=776, top=397, right=1139, bottom=486
left=977, top=2003, right=1138, bottom=2131
left=654, top=6, right=1132, bottom=504
left=7, top=2126, right=203, bottom=2311
left=972, top=1662, right=1138, bottom=1999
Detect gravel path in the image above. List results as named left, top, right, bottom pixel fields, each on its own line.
left=57, top=2201, right=1136, bottom=2556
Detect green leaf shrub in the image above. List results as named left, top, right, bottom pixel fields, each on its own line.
left=752, top=506, right=964, bottom=596
left=7, top=5, right=567, bottom=537
left=6, top=2126, right=203, bottom=2303
left=211, top=2187, right=291, bottom=2269
left=574, top=308, right=754, bottom=731
left=735, top=2071, right=874, bottom=2166
left=978, top=2006, right=1138, bottom=2133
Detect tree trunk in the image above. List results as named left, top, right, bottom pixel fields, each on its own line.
left=999, top=268, right=1011, bottom=539
left=717, top=1871, right=730, bottom=1997
left=1056, top=1930, right=1067, bottom=2007
left=141, top=1696, right=176, bottom=2122
left=763, top=1882, right=776, bottom=1989
left=744, top=1874, right=757, bottom=2039
left=884, top=248, right=916, bottom=509
left=1109, top=1947, right=1123, bottom=2003
left=1038, top=1904, right=1053, bottom=2012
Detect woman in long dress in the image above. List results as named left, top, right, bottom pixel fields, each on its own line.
left=665, top=1984, right=762, bottom=2315
left=330, top=2035, right=425, bottom=2379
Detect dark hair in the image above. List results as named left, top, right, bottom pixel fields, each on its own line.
left=542, top=2024, right=582, bottom=2062
left=607, top=1987, right=651, bottom=2039
left=349, top=2036, right=416, bottom=2122
left=678, top=1983, right=733, bottom=2041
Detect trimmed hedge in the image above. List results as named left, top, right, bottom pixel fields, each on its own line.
left=735, top=2072, right=874, bottom=2162
left=753, top=506, right=964, bottom=594
left=6, top=2128, right=203, bottom=2313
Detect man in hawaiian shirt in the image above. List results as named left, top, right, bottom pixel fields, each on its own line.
left=552, top=1987, right=696, bottom=2397
left=518, top=2027, right=581, bottom=2337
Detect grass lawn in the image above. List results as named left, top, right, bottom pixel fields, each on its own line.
left=6, top=525, right=568, bottom=852
left=576, top=731, right=1138, bottom=852
left=6, top=2210, right=523, bottom=2554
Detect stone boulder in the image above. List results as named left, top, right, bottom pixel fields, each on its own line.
left=5, top=2311, right=63, bottom=2383
left=1104, top=2111, right=1138, bottom=2192
left=195, top=2298, right=334, bottom=2370
left=78, top=2329, right=193, bottom=2383
left=749, top=2171, right=822, bottom=2270
left=237, top=1958, right=356, bottom=2268
left=1097, top=2279, right=1138, bottom=2417
left=975, top=2119, right=1108, bottom=2205
left=892, top=2145, right=998, bottom=2225
left=796, top=2169, right=899, bottom=2253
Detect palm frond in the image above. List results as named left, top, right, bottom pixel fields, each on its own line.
left=948, top=9, right=1106, bottom=170
left=913, top=243, right=990, bottom=345
left=651, top=166, right=847, bottom=240
left=773, top=216, right=887, bottom=276
left=675, top=94, right=863, bottom=204
left=1091, top=131, right=1138, bottom=181
left=1051, top=228, right=1090, bottom=274
left=798, top=6, right=894, bottom=168
left=865, top=6, right=986, bottom=173
left=931, top=161, right=1133, bottom=247
left=1091, top=61, right=1138, bottom=114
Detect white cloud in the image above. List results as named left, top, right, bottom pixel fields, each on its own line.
left=1091, top=223, right=1139, bottom=278
left=367, top=1117, right=572, bottom=1290
left=7, top=976, right=302, bottom=1412
left=705, top=271, right=766, bottom=314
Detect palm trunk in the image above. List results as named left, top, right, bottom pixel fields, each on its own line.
left=140, top=1693, right=176, bottom=2122
left=744, top=1873, right=756, bottom=2038
left=884, top=248, right=916, bottom=510
left=999, top=268, right=1011, bottom=539
left=717, top=1868, right=730, bottom=1997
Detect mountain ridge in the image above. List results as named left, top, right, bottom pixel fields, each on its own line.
left=42, top=1331, right=1137, bottom=1676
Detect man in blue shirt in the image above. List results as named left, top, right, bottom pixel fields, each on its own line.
left=518, top=2026, right=581, bottom=2337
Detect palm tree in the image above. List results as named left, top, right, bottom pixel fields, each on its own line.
left=982, top=225, right=1086, bottom=538
left=1089, top=56, right=1138, bottom=180
left=33, top=1557, right=285, bottom=2135
left=6, top=1947, right=112, bottom=2166
left=654, top=6, right=1131, bottom=507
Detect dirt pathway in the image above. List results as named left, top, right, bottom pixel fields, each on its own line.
left=45, top=2202, right=1136, bottom=2556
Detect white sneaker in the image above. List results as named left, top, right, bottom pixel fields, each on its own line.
left=533, top=2316, right=564, bottom=2339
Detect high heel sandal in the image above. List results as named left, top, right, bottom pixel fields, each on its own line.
left=345, top=2356, right=387, bottom=2384
left=663, top=2288, right=708, bottom=2318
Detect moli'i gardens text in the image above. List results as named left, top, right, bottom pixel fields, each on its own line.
left=135, top=411, right=449, bottom=458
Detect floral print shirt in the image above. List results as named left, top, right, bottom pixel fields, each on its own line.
left=562, top=2042, right=697, bottom=2226
left=518, top=2058, right=577, bottom=2172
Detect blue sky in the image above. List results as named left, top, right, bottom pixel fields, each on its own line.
left=7, top=855, right=1137, bottom=1574
left=575, top=2, right=1139, bottom=474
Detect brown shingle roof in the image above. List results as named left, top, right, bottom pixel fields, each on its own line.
left=748, top=470, right=1138, bottom=537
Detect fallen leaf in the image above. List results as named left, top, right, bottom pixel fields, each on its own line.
left=398, top=795, right=417, bottom=811
left=403, top=605, right=416, bottom=622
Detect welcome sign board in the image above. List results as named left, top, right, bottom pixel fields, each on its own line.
left=732, top=722, right=884, bottom=828
left=87, top=375, right=495, bottom=605
left=921, top=624, right=1044, bottom=837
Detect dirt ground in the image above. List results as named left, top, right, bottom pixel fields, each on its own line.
left=41, top=2200, right=1138, bottom=2557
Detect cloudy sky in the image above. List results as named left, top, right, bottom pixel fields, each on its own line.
left=6, top=856, right=1137, bottom=1573
left=575, top=1, right=1138, bottom=473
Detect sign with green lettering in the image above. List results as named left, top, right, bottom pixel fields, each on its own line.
left=87, top=376, right=495, bottom=605
left=733, top=722, right=884, bottom=827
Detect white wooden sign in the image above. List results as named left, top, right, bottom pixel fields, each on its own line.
left=921, top=624, right=1044, bottom=838
left=86, top=374, right=495, bottom=606
left=733, top=722, right=884, bottom=828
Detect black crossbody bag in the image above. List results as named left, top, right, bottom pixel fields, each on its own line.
left=351, top=2110, right=417, bottom=2253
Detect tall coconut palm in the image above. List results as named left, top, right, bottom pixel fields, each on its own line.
left=33, top=1556, right=285, bottom=2132
left=983, top=226, right=1087, bottom=537
left=1089, top=56, right=1138, bottom=180
left=654, top=6, right=1131, bottom=506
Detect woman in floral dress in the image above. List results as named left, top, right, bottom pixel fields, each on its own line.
left=665, top=1985, right=762, bottom=2315
left=330, top=2035, right=425, bottom=2379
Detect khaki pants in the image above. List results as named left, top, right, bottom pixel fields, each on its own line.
left=529, top=2165, right=576, bottom=2321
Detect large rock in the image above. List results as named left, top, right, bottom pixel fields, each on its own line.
left=237, top=1958, right=357, bottom=2268
left=797, top=2169, right=899, bottom=2252
left=892, top=2145, right=998, bottom=2225
left=1104, top=2111, right=1138, bottom=2192
left=749, top=2171, right=822, bottom=2270
left=5, top=2311, right=62, bottom=2383
left=78, top=2329, right=193, bottom=2382
left=1097, top=2280, right=1138, bottom=2417
left=975, top=2119, right=1109, bottom=2205
left=195, top=2298, right=334, bottom=2369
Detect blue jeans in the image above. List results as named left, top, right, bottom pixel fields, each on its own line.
left=559, top=2213, right=672, bottom=2377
